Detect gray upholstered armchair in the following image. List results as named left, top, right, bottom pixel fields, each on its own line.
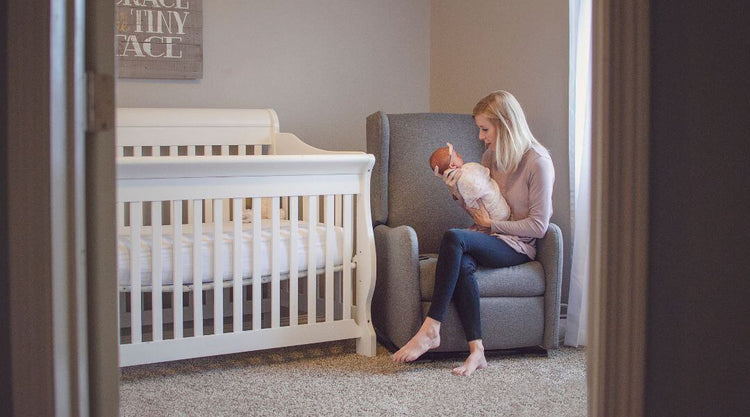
left=366, top=111, right=563, bottom=355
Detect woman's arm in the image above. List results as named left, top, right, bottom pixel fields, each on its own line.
left=438, top=167, right=466, bottom=205
left=491, top=156, right=555, bottom=239
left=441, top=166, right=493, bottom=232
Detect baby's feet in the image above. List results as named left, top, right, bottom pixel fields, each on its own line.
left=451, top=342, right=487, bottom=376
left=392, top=318, right=441, bottom=362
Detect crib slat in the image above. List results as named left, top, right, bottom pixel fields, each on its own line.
left=173, top=201, right=184, bottom=339
left=252, top=197, right=262, bottom=330
left=271, top=197, right=281, bottom=328
left=335, top=195, right=342, bottom=227
left=232, top=198, right=243, bottom=332
left=289, top=197, right=299, bottom=327
left=213, top=199, right=223, bottom=335
left=325, top=195, right=334, bottom=322
left=343, top=195, right=353, bottom=320
left=307, top=196, right=317, bottom=324
left=151, top=202, right=163, bottom=341
left=192, top=200, right=203, bottom=336
left=130, top=202, right=142, bottom=344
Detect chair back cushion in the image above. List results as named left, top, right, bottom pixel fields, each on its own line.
left=367, top=112, right=485, bottom=253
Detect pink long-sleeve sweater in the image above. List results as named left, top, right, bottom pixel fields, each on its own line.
left=481, top=144, right=555, bottom=260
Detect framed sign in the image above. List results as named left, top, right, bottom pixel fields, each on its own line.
left=115, top=0, right=203, bottom=79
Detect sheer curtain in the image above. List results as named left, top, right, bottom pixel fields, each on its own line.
left=565, top=0, right=592, bottom=347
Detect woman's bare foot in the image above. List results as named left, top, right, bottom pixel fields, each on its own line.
left=392, top=317, right=441, bottom=362
left=452, top=340, right=487, bottom=376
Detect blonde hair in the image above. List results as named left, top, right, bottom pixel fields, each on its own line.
left=472, top=90, right=544, bottom=173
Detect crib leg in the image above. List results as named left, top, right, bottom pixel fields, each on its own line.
left=356, top=325, right=377, bottom=357
left=354, top=251, right=377, bottom=356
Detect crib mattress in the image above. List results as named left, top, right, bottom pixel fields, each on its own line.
left=118, top=220, right=344, bottom=289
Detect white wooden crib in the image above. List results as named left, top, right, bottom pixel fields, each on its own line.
left=116, top=108, right=376, bottom=366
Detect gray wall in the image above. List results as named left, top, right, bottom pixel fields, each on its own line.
left=430, top=0, right=571, bottom=303
left=647, top=1, right=750, bottom=416
left=116, top=0, right=431, bottom=151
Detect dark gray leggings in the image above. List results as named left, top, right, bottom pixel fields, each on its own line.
left=427, top=228, right=530, bottom=341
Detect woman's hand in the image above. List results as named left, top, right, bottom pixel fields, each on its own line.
left=466, top=199, right=492, bottom=229
left=468, top=223, right=491, bottom=233
left=434, top=166, right=462, bottom=197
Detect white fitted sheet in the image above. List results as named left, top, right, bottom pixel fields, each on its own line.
left=118, top=220, right=345, bottom=288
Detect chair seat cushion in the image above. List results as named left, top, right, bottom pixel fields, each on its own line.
left=418, top=254, right=546, bottom=300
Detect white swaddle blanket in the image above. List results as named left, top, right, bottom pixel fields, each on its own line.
left=457, top=162, right=511, bottom=221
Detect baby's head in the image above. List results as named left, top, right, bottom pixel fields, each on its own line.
left=430, top=142, right=464, bottom=175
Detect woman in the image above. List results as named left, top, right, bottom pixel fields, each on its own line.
left=392, top=90, right=555, bottom=376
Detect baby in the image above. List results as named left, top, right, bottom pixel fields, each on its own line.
left=430, top=142, right=511, bottom=221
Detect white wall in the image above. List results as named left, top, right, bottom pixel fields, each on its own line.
left=116, top=0, right=431, bottom=151
left=430, top=0, right=572, bottom=302
left=116, top=0, right=572, bottom=302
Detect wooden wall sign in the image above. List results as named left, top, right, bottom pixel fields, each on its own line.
left=115, top=0, right=203, bottom=79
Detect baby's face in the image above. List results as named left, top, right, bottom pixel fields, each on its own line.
left=449, top=151, right=464, bottom=168
left=430, top=145, right=464, bottom=174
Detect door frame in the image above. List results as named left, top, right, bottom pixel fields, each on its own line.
left=3, top=0, right=117, bottom=415
left=588, top=0, right=650, bottom=415
left=85, top=1, right=119, bottom=416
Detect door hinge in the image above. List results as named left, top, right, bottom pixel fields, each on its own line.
left=86, top=71, right=115, bottom=133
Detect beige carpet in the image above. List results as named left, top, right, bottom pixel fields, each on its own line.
left=120, top=342, right=586, bottom=416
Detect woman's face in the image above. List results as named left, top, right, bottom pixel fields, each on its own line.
left=474, top=114, right=497, bottom=149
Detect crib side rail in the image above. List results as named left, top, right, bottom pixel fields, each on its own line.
left=116, top=154, right=377, bottom=365
left=116, top=108, right=279, bottom=157
left=272, top=132, right=366, bottom=156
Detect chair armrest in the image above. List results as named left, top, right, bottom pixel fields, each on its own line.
left=372, top=224, right=423, bottom=349
left=536, top=222, right=564, bottom=349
